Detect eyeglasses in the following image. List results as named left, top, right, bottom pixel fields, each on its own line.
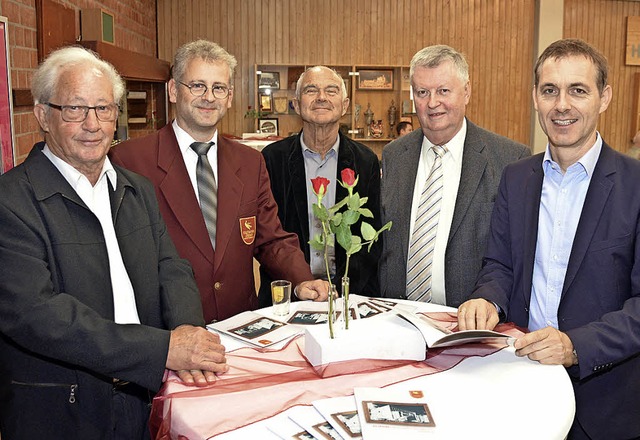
left=178, top=81, right=231, bottom=99
left=301, top=85, right=342, bottom=98
left=44, top=103, right=119, bottom=122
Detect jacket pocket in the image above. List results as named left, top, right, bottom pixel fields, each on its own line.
left=11, top=380, right=78, bottom=404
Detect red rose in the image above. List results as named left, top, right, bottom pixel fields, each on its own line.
left=311, top=176, right=330, bottom=196
left=341, top=168, right=356, bottom=187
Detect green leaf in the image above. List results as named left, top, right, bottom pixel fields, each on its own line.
left=347, top=193, right=361, bottom=210
left=330, top=197, right=349, bottom=212
left=361, top=222, right=376, bottom=241
left=379, top=221, right=393, bottom=233
left=348, top=235, right=362, bottom=254
left=342, top=209, right=359, bottom=226
left=326, top=234, right=335, bottom=248
left=331, top=212, right=343, bottom=228
left=335, top=223, right=352, bottom=251
left=359, top=208, right=374, bottom=218
left=308, top=234, right=325, bottom=251
left=312, top=203, right=329, bottom=222
left=359, top=196, right=368, bottom=206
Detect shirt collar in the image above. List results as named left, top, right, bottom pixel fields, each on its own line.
left=172, top=119, right=218, bottom=155
left=543, top=132, right=603, bottom=177
left=42, top=144, right=116, bottom=189
left=300, top=131, right=340, bottom=157
left=421, top=118, right=467, bottom=163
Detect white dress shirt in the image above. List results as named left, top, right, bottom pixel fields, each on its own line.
left=529, top=134, right=602, bottom=331
left=42, top=145, right=140, bottom=324
left=173, top=119, right=219, bottom=203
left=408, top=120, right=466, bottom=305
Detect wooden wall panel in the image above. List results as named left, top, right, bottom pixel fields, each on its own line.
left=564, top=0, right=640, bottom=152
left=157, top=0, right=536, bottom=144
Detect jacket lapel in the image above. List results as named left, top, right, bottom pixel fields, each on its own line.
left=393, top=131, right=423, bottom=266
left=562, top=143, right=615, bottom=296
left=214, top=136, right=243, bottom=271
left=522, top=156, right=544, bottom=307
left=157, top=126, right=215, bottom=264
left=449, top=121, right=488, bottom=243
left=288, top=136, right=311, bottom=257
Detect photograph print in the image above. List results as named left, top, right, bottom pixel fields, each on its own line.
left=228, top=317, right=284, bottom=340
left=362, top=400, right=435, bottom=427
left=288, top=310, right=332, bottom=325
left=331, top=411, right=362, bottom=437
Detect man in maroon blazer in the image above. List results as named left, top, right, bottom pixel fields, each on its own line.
left=110, top=40, right=328, bottom=322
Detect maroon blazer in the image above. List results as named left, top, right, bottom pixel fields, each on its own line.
left=109, top=124, right=313, bottom=322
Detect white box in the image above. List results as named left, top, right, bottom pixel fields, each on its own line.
left=303, top=313, right=426, bottom=367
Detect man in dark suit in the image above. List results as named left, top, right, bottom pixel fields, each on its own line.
left=458, top=39, right=640, bottom=439
left=260, top=66, right=382, bottom=307
left=379, top=45, right=529, bottom=307
left=110, top=40, right=328, bottom=323
left=0, top=46, right=227, bottom=439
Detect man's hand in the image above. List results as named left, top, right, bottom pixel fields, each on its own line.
left=175, top=369, right=218, bottom=387
left=514, top=327, right=577, bottom=367
left=457, top=299, right=500, bottom=331
left=166, top=325, right=228, bottom=386
left=295, top=279, right=329, bottom=301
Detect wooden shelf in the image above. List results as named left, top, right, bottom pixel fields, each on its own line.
left=254, top=64, right=418, bottom=156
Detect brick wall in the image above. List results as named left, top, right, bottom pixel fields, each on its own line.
left=0, top=0, right=157, bottom=166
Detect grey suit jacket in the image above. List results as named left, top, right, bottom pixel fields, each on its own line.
left=379, top=119, right=530, bottom=306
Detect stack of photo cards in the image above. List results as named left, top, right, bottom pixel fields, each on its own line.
left=288, top=405, right=346, bottom=440
left=313, top=395, right=362, bottom=439
left=354, top=387, right=436, bottom=439
left=265, top=409, right=318, bottom=440
left=207, top=311, right=302, bottom=348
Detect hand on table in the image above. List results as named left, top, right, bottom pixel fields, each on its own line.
left=457, top=299, right=500, bottom=331
left=514, top=327, right=577, bottom=367
left=296, top=279, right=329, bottom=301
left=166, top=324, right=228, bottom=386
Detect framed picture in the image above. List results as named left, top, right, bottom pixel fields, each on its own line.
left=259, top=71, right=280, bottom=89
left=258, top=118, right=279, bottom=135
left=259, top=93, right=273, bottom=112
left=0, top=16, right=15, bottom=174
left=357, top=69, right=394, bottom=90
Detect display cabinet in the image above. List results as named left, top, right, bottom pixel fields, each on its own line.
left=252, top=64, right=418, bottom=156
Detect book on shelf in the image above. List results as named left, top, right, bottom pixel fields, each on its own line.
left=127, top=90, right=147, bottom=100
left=127, top=117, right=147, bottom=124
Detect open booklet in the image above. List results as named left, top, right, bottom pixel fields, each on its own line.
left=207, top=311, right=302, bottom=348
left=396, top=310, right=515, bottom=348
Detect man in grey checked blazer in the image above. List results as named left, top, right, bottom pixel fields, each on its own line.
left=379, top=45, right=530, bottom=307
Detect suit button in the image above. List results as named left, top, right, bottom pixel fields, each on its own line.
left=214, top=282, right=222, bottom=290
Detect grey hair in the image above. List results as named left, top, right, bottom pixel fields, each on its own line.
left=31, top=45, right=125, bottom=105
left=172, top=40, right=237, bottom=83
left=295, top=66, right=348, bottom=101
left=410, top=45, right=469, bottom=84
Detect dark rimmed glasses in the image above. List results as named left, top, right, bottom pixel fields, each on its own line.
left=44, top=103, right=119, bottom=122
left=178, top=81, right=231, bottom=99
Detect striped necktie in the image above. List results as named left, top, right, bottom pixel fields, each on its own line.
left=190, top=141, right=217, bottom=250
left=406, top=144, right=448, bottom=302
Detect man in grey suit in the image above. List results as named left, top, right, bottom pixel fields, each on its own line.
left=379, top=45, right=530, bottom=307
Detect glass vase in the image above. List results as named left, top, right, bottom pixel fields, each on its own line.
left=328, top=285, right=337, bottom=339
left=342, top=276, right=350, bottom=330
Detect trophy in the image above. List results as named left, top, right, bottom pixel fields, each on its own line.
left=388, top=100, right=398, bottom=138
left=364, top=103, right=374, bottom=138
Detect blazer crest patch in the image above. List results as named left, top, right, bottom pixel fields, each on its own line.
left=239, top=216, right=257, bottom=245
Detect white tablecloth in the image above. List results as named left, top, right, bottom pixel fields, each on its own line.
left=161, top=299, right=575, bottom=439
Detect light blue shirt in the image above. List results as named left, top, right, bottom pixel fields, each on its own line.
left=302, top=134, right=339, bottom=278
left=529, top=134, right=603, bottom=331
